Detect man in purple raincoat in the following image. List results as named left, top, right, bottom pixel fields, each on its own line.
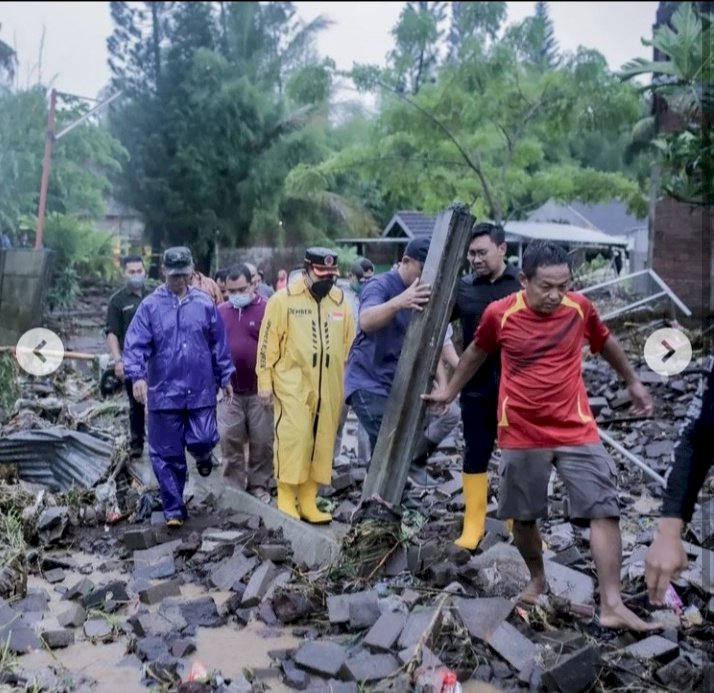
left=124, top=247, right=234, bottom=527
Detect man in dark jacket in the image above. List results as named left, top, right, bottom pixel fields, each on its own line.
left=124, top=247, right=234, bottom=527
left=646, top=358, right=714, bottom=603
left=217, top=264, right=273, bottom=501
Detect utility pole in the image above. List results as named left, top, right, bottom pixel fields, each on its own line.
left=34, top=89, right=57, bottom=250
left=34, top=89, right=122, bottom=250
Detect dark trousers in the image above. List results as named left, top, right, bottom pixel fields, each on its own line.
left=349, top=390, right=389, bottom=451
left=148, top=407, right=219, bottom=520
left=125, top=378, right=146, bottom=446
left=460, top=391, right=498, bottom=474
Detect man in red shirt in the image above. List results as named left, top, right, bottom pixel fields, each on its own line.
left=425, top=241, right=660, bottom=632
left=217, top=264, right=273, bottom=501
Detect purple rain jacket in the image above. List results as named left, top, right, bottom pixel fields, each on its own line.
left=123, top=285, right=234, bottom=411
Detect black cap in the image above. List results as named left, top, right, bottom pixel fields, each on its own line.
left=404, top=235, right=431, bottom=263
left=359, top=258, right=375, bottom=274
left=163, top=246, right=194, bottom=275
left=305, top=247, right=340, bottom=276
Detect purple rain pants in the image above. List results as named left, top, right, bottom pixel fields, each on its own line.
left=148, top=407, right=219, bottom=520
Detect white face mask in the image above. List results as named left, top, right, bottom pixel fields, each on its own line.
left=229, top=293, right=252, bottom=309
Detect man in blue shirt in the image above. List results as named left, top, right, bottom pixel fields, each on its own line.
left=345, top=236, right=457, bottom=486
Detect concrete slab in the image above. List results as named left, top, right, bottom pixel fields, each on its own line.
left=219, top=486, right=347, bottom=568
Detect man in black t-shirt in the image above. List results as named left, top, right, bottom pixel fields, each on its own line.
left=451, top=223, right=521, bottom=550
left=106, top=255, right=151, bottom=458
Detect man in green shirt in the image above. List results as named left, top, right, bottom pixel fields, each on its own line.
left=105, top=255, right=151, bottom=458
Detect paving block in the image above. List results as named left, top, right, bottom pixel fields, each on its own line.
left=242, top=560, right=278, bottom=607
left=15, top=590, right=49, bottom=613
left=427, top=560, right=457, bottom=587
left=0, top=600, right=42, bottom=654
left=202, top=529, right=244, bottom=544
left=40, top=629, right=75, bottom=649
left=43, top=568, right=66, bottom=584
left=348, top=598, right=381, bottom=630
left=363, top=611, right=407, bottom=652
left=541, top=645, right=603, bottom=692
left=139, top=578, right=182, bottom=605
left=83, top=618, right=113, bottom=641
left=257, top=544, right=289, bottom=563
left=80, top=580, right=130, bottom=610
left=171, top=638, right=196, bottom=658
left=383, top=546, right=408, bottom=576
left=281, top=659, right=309, bottom=689
left=656, top=656, right=698, bottom=689
left=133, top=540, right=182, bottom=579
left=136, top=636, right=170, bottom=662
left=551, top=546, right=584, bottom=567
left=211, top=553, right=257, bottom=591
left=625, top=635, right=679, bottom=663
left=544, top=560, right=595, bottom=605
left=327, top=590, right=379, bottom=625
left=293, top=641, right=347, bottom=677
left=62, top=577, right=94, bottom=601
left=588, top=397, right=609, bottom=415
left=455, top=597, right=514, bottom=643
left=538, top=629, right=587, bottom=653
left=341, top=650, right=400, bottom=682
left=172, top=596, right=225, bottom=628
left=487, top=622, right=538, bottom=672
left=397, top=608, right=437, bottom=650
left=57, top=604, right=87, bottom=628
left=123, top=528, right=157, bottom=551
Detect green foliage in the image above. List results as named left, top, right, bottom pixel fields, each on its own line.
left=0, top=87, right=125, bottom=236
left=0, top=354, right=18, bottom=413
left=39, top=213, right=116, bottom=309
left=621, top=2, right=713, bottom=206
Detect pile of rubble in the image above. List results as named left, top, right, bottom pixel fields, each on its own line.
left=0, top=322, right=711, bottom=691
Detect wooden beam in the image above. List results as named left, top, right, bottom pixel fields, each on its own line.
left=361, top=204, right=475, bottom=506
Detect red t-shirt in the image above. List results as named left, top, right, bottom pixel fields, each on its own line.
left=474, top=290, right=610, bottom=449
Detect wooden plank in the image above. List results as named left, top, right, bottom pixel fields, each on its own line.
left=361, top=204, right=475, bottom=506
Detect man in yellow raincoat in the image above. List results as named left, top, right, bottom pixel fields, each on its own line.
left=257, top=248, right=355, bottom=523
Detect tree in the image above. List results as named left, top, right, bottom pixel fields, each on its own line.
left=0, top=25, right=17, bottom=86
left=447, top=2, right=507, bottom=61
left=0, top=87, right=124, bottom=236
left=107, top=1, right=357, bottom=263
left=621, top=2, right=713, bottom=206
left=388, top=2, right=447, bottom=95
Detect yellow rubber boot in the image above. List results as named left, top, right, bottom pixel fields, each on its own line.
left=297, top=479, right=332, bottom=524
left=455, top=472, right=488, bottom=551
left=277, top=481, right=300, bottom=520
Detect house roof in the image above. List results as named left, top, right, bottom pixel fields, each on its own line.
left=382, top=211, right=436, bottom=239
left=505, top=220, right=628, bottom=247
left=380, top=209, right=628, bottom=247
left=527, top=199, right=646, bottom=235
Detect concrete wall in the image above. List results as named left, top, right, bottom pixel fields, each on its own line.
left=0, top=249, right=55, bottom=345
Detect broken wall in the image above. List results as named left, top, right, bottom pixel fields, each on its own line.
left=0, top=248, right=54, bottom=345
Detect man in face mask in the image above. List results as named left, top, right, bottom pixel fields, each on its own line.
left=257, top=247, right=355, bottom=522
left=105, top=255, right=151, bottom=458
left=123, top=247, right=234, bottom=527
left=217, top=265, right=273, bottom=502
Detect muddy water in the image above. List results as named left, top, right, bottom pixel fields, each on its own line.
left=16, top=551, right=299, bottom=691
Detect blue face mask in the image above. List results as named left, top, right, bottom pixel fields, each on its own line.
left=229, top=293, right=252, bottom=309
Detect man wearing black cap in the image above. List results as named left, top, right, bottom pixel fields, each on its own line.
left=344, top=236, right=453, bottom=487
left=124, top=247, right=235, bottom=527
left=257, top=247, right=355, bottom=523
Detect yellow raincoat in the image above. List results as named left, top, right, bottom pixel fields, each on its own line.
left=257, top=275, right=355, bottom=486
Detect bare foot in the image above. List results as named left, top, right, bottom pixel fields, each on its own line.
left=599, top=603, right=663, bottom=632
left=518, top=577, right=549, bottom=605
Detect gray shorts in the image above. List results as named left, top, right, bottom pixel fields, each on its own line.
left=497, top=442, right=620, bottom=522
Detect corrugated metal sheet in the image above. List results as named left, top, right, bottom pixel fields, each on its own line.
left=0, top=427, right=113, bottom=491
left=505, top=221, right=628, bottom=247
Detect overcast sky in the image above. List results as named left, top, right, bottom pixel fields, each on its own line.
left=0, top=1, right=658, bottom=99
